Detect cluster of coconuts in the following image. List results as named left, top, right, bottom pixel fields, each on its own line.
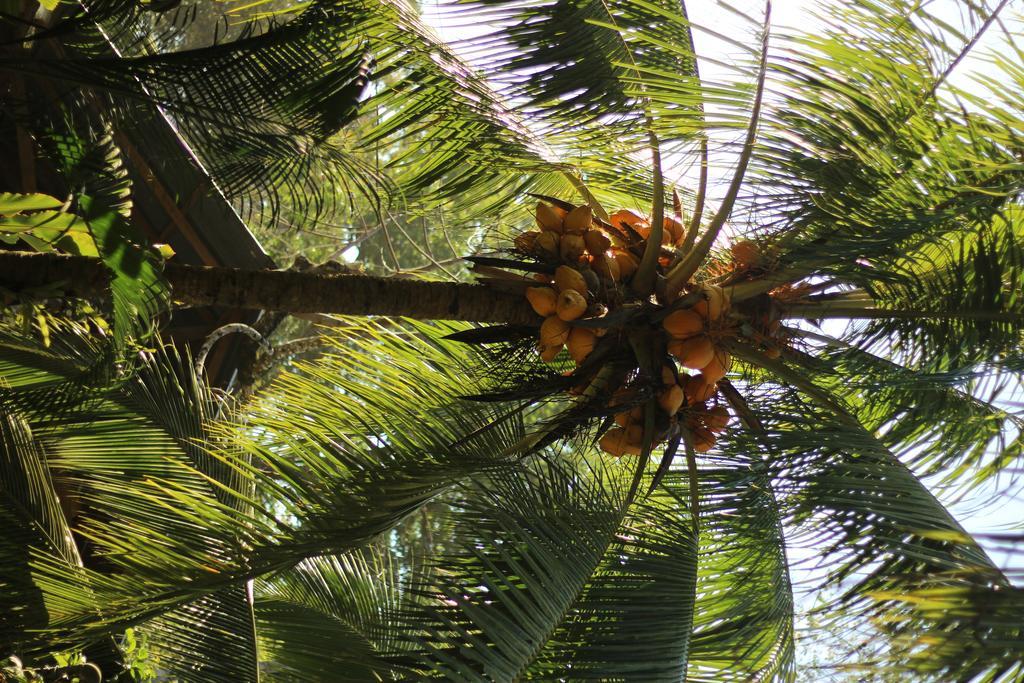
left=515, top=200, right=735, bottom=457
left=519, top=202, right=697, bottom=364
left=729, top=238, right=792, bottom=359
left=518, top=202, right=622, bottom=364
left=597, top=288, right=734, bottom=457
left=601, top=365, right=732, bottom=456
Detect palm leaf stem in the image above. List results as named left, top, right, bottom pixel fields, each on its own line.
left=682, top=136, right=708, bottom=253
left=724, top=266, right=820, bottom=302
left=782, top=303, right=1024, bottom=322
left=681, top=427, right=699, bottom=536
left=665, top=1, right=770, bottom=298
left=731, top=342, right=865, bottom=427
left=630, top=127, right=665, bottom=297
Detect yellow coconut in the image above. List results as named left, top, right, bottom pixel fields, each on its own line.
left=540, top=315, right=570, bottom=347
left=554, top=265, right=588, bottom=296
left=662, top=309, right=704, bottom=339
left=669, top=335, right=715, bottom=370
left=525, top=287, right=557, bottom=317
left=556, top=289, right=588, bottom=321
left=563, top=205, right=593, bottom=234
left=536, top=201, right=565, bottom=233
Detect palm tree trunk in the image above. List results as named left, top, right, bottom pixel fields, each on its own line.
left=0, top=251, right=539, bottom=325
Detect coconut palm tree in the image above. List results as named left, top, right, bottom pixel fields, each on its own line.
left=1, top=0, right=1023, bottom=681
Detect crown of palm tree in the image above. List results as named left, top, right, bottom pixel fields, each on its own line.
left=1, top=0, right=1023, bottom=681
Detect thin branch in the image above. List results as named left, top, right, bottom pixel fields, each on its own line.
left=385, top=208, right=459, bottom=279
left=680, top=0, right=707, bottom=252
left=921, top=0, right=1012, bottom=104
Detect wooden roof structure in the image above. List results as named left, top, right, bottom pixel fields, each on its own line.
left=1, top=4, right=279, bottom=387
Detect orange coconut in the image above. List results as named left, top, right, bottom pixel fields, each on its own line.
left=669, top=335, right=715, bottom=370
left=540, top=315, right=570, bottom=347
left=658, top=384, right=685, bottom=415
left=583, top=229, right=611, bottom=256
left=682, top=375, right=716, bottom=405
left=534, top=231, right=560, bottom=259
left=566, top=326, right=596, bottom=363
left=556, top=289, right=588, bottom=321
left=663, top=309, right=704, bottom=339
left=554, top=265, right=588, bottom=296
left=701, top=350, right=731, bottom=383
left=536, top=201, right=566, bottom=233
left=563, top=205, right=593, bottom=233
left=525, top=287, right=558, bottom=317
left=730, top=239, right=761, bottom=266
left=560, top=233, right=586, bottom=263
left=704, top=405, right=730, bottom=432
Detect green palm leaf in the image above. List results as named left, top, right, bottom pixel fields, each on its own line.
left=255, top=553, right=402, bottom=681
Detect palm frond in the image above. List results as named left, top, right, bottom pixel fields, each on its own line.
left=781, top=338, right=1023, bottom=491
left=752, top=0, right=1024, bottom=281
left=138, top=585, right=261, bottom=683
left=25, top=320, right=532, bottom=648
left=868, top=580, right=1024, bottom=682
left=686, top=452, right=795, bottom=681
left=394, top=459, right=633, bottom=679
left=728, top=367, right=1011, bottom=667
left=255, top=552, right=403, bottom=681
left=0, top=412, right=80, bottom=651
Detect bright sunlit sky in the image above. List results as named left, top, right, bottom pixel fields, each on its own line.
left=419, top=0, right=1024, bottom=658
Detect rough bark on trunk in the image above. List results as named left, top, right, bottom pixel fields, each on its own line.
left=0, top=251, right=540, bottom=325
